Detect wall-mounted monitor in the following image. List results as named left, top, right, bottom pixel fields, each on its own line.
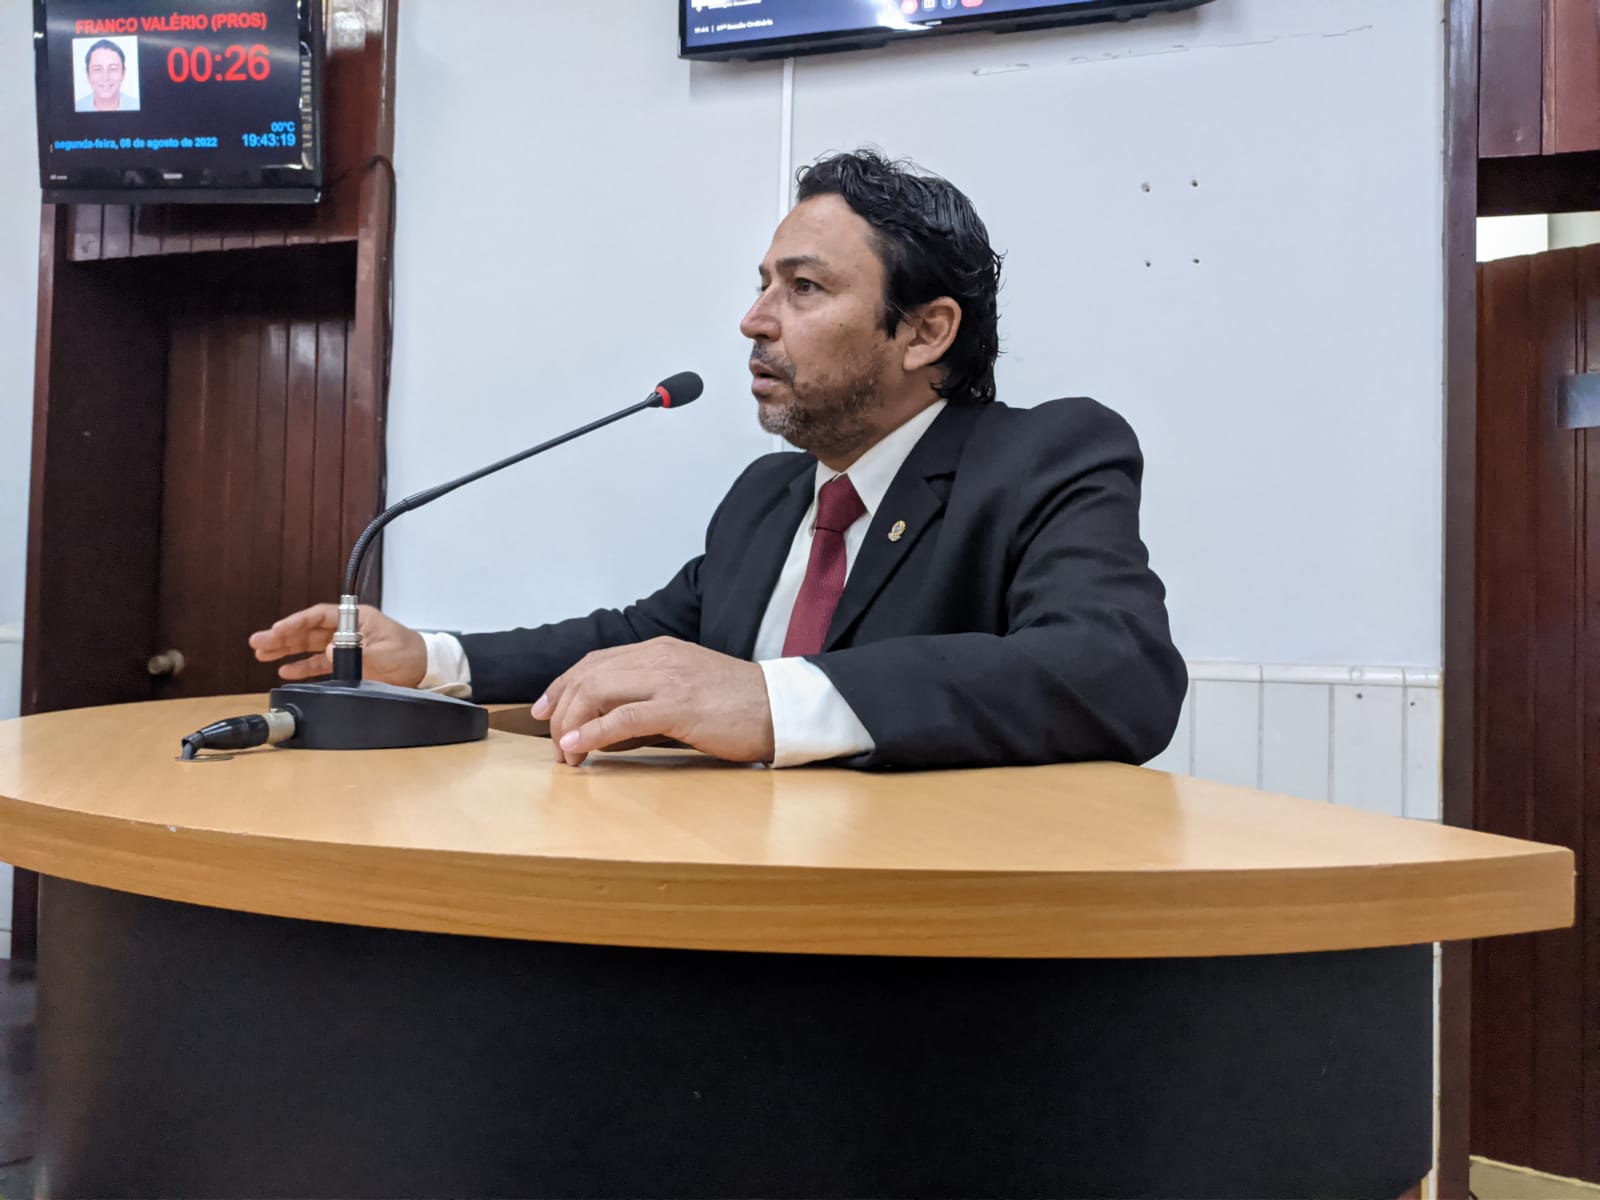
left=681, top=0, right=1215, bottom=62
left=34, top=0, right=323, bottom=204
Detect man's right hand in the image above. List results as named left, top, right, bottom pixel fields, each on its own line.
left=248, top=604, right=429, bottom=687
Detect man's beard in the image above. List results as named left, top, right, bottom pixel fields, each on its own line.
left=754, top=349, right=880, bottom=461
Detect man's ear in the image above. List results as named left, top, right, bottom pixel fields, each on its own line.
left=901, top=297, right=963, bottom=374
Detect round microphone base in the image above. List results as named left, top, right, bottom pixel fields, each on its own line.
left=269, top=679, right=489, bottom=750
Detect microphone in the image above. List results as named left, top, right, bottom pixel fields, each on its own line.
left=180, top=371, right=703, bottom=758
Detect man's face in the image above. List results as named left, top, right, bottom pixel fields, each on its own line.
left=87, top=48, right=124, bottom=102
left=740, top=195, right=900, bottom=460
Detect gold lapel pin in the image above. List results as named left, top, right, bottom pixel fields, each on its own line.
left=888, top=520, right=907, bottom=542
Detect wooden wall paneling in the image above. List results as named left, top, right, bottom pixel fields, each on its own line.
left=1479, top=0, right=1545, bottom=156
left=155, top=292, right=217, bottom=699
left=26, top=259, right=167, bottom=715
left=1527, top=249, right=1585, bottom=1176
left=154, top=261, right=365, bottom=700
left=311, top=298, right=350, bottom=602
left=217, top=283, right=265, bottom=692
left=190, top=314, right=231, bottom=695
left=1544, top=0, right=1600, bottom=155
left=249, top=316, right=291, bottom=688
left=279, top=311, right=321, bottom=622
left=1580, top=244, right=1600, bottom=1185
left=100, top=206, right=132, bottom=259
left=1473, top=254, right=1537, bottom=1167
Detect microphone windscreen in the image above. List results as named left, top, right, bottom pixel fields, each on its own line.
left=654, top=371, right=704, bottom=409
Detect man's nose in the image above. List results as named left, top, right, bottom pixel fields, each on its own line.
left=740, top=295, right=778, bottom=342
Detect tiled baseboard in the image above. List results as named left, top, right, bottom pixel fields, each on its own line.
left=1146, top=662, right=1442, bottom=821
left=1472, top=1158, right=1600, bottom=1200
left=0, top=623, right=14, bottom=961
left=0, top=624, right=17, bottom=723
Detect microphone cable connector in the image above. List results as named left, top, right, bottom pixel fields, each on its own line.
left=180, top=709, right=297, bottom=760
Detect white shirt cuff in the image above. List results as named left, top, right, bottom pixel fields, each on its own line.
left=758, top=657, right=875, bottom=767
left=418, top=631, right=473, bottom=698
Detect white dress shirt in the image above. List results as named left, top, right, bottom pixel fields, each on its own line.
left=419, top=400, right=948, bottom=767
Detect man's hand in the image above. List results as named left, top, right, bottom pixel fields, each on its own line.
left=247, top=603, right=429, bottom=687
left=533, top=638, right=775, bottom=767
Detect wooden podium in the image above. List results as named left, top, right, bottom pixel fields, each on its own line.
left=0, top=696, right=1573, bottom=1199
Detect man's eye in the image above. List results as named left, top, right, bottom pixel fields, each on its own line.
left=792, top=278, right=818, bottom=294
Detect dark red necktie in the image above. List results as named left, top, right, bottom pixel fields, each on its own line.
left=782, top=475, right=867, bottom=657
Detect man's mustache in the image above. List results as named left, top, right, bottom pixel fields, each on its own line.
left=749, top=345, right=794, bottom=384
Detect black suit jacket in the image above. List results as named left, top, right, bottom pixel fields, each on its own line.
left=460, top=397, right=1186, bottom=768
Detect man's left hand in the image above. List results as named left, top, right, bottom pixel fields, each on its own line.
left=531, top=638, right=776, bottom=767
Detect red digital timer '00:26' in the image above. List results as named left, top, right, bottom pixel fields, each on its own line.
left=166, top=44, right=271, bottom=83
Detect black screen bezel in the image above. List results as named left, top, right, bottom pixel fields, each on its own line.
left=680, top=0, right=1213, bottom=61
left=34, top=0, right=325, bottom=204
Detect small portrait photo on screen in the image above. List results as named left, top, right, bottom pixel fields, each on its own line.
left=73, top=35, right=140, bottom=113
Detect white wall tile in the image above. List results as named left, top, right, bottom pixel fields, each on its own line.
left=1331, top=683, right=1406, bottom=816
left=1262, top=683, right=1331, bottom=802
left=0, top=931, right=10, bottom=960
left=1404, top=683, right=1443, bottom=821
left=0, top=628, right=19, bottom=722
left=1192, top=678, right=1261, bottom=789
left=1144, top=682, right=1194, bottom=774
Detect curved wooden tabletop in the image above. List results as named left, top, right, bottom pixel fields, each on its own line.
left=0, top=695, right=1573, bottom=958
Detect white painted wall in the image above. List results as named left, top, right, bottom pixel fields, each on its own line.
left=382, top=4, right=784, bottom=635
left=385, top=0, right=1446, bottom=671
left=0, top=0, right=34, bottom=956
left=788, top=0, right=1444, bottom=666
left=1, top=0, right=39, bottom=714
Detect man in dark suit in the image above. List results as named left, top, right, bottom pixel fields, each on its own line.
left=250, top=149, right=1186, bottom=769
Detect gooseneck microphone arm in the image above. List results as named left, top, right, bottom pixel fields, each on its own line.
left=344, top=389, right=676, bottom=596
left=178, top=370, right=703, bottom=759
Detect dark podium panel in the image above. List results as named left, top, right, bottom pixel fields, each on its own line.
left=39, top=877, right=1431, bottom=1200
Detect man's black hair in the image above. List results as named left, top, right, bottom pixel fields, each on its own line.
left=794, top=149, right=1003, bottom=405
left=84, top=38, right=126, bottom=70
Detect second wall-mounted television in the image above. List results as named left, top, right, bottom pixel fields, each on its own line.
left=34, top=0, right=323, bottom=204
left=681, top=0, right=1215, bottom=62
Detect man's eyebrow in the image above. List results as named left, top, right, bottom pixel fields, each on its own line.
left=773, top=254, right=830, bottom=274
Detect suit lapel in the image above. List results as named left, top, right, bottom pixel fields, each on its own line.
left=824, top=403, right=981, bottom=651
left=718, top=459, right=816, bottom=659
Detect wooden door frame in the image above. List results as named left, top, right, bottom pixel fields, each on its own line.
left=1441, top=0, right=1479, bottom=1195
left=10, top=0, right=399, bottom=961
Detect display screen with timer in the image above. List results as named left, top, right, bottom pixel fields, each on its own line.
left=34, top=0, right=322, bottom=203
